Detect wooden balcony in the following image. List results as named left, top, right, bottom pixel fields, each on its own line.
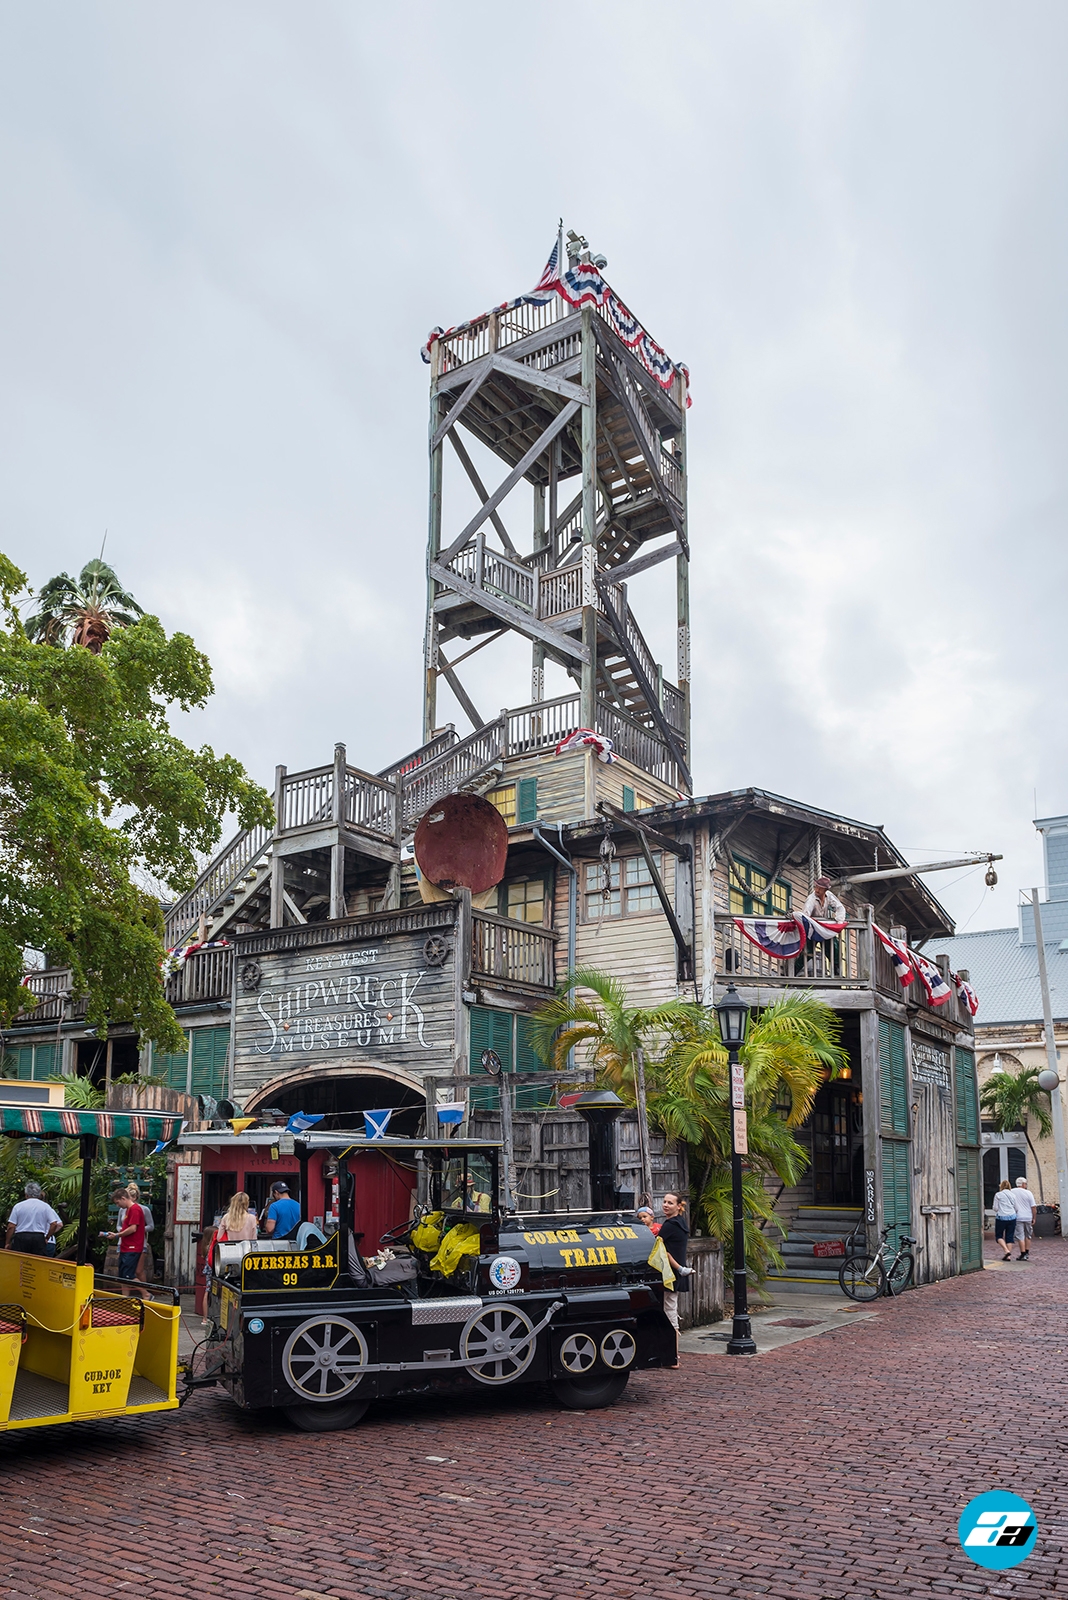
left=164, top=945, right=233, bottom=1007
left=471, top=912, right=557, bottom=993
left=717, top=918, right=970, bottom=1030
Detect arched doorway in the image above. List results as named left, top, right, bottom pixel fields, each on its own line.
left=244, top=1065, right=426, bottom=1137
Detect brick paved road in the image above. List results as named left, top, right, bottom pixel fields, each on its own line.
left=2, top=1239, right=1064, bottom=1600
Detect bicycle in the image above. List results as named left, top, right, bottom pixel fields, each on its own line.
left=838, top=1226, right=917, bottom=1301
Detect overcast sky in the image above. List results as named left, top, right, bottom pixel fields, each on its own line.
left=2, top=1, right=1066, bottom=935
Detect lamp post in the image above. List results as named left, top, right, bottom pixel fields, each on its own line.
left=715, top=983, right=756, bottom=1356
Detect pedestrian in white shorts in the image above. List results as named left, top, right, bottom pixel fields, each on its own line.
left=1012, top=1176, right=1038, bottom=1261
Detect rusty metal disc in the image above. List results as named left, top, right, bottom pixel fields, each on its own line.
left=413, top=792, right=509, bottom=894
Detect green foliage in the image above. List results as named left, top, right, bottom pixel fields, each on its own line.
left=24, top=557, right=143, bottom=651
left=532, top=974, right=850, bottom=1283
left=0, top=553, right=273, bottom=1049
left=979, top=1065, right=1053, bottom=1201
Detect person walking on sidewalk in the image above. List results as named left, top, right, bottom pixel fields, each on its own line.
left=5, top=1182, right=61, bottom=1255
left=1012, top=1175, right=1038, bottom=1260
left=106, top=1186, right=146, bottom=1280
left=992, top=1180, right=1017, bottom=1260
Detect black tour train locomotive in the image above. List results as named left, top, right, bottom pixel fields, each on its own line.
left=200, top=1133, right=677, bottom=1430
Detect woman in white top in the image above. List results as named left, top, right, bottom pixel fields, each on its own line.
left=991, top=1179, right=1017, bottom=1260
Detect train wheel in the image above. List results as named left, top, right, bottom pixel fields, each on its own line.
left=460, top=1304, right=537, bottom=1385
left=283, top=1399, right=370, bottom=1432
left=551, top=1372, right=629, bottom=1410
left=282, top=1315, right=369, bottom=1403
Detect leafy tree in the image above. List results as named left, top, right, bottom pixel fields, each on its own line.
left=531, top=974, right=849, bottom=1282
left=0, top=552, right=273, bottom=1050
left=24, top=557, right=143, bottom=652
left=979, top=1065, right=1053, bottom=1201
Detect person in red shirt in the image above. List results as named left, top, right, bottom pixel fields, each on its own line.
left=106, top=1187, right=146, bottom=1280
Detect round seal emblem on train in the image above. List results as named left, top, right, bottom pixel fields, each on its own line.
left=488, top=1255, right=522, bottom=1291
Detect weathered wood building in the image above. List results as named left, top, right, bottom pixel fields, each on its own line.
left=7, top=237, right=981, bottom=1290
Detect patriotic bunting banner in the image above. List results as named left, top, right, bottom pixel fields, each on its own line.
left=912, top=953, right=954, bottom=1007
left=799, top=915, right=846, bottom=942
left=873, top=925, right=916, bottom=988
left=423, top=240, right=691, bottom=406
left=555, top=728, right=617, bottom=764
left=953, top=974, right=980, bottom=1017
left=733, top=917, right=807, bottom=960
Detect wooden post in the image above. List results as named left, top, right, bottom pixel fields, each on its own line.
left=532, top=483, right=546, bottom=702
left=270, top=764, right=286, bottom=928
left=385, top=775, right=403, bottom=910
left=634, top=1047, right=654, bottom=1207
left=699, top=823, right=715, bottom=1005
left=425, top=380, right=444, bottom=741
left=103, top=1037, right=113, bottom=1102
left=580, top=308, right=598, bottom=731
left=330, top=744, right=346, bottom=920
left=452, top=889, right=473, bottom=1107
left=499, top=1063, right=516, bottom=1213
left=675, top=419, right=691, bottom=789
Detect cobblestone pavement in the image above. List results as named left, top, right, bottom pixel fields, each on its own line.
left=1, top=1239, right=1064, bottom=1600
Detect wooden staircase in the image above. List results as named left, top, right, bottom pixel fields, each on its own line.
left=765, top=1206, right=864, bottom=1294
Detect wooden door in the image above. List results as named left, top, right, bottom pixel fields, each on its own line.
left=910, top=1036, right=957, bottom=1282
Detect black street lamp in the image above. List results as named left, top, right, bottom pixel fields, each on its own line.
left=715, top=983, right=756, bottom=1355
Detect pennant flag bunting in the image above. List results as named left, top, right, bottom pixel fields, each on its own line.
left=953, top=974, right=980, bottom=1017
left=286, top=1111, right=325, bottom=1134
left=363, top=1108, right=393, bottom=1140
left=554, top=728, right=617, bottom=764
left=873, top=925, right=916, bottom=988
left=229, top=1117, right=256, bottom=1136
left=436, top=1102, right=465, bottom=1126
left=733, top=917, right=806, bottom=960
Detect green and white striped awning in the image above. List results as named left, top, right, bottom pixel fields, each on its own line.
left=0, top=1106, right=183, bottom=1141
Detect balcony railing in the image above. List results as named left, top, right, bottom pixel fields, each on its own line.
left=718, top=920, right=870, bottom=986
left=164, top=946, right=234, bottom=1006
left=472, top=913, right=557, bottom=991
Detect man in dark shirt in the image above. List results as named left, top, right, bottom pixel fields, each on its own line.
left=658, top=1192, right=690, bottom=1364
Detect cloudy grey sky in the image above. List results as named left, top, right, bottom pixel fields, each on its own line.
left=2, top=1, right=1066, bottom=934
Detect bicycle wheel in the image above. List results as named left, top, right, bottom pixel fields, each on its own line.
left=886, top=1251, right=914, bottom=1296
left=839, top=1252, right=885, bottom=1301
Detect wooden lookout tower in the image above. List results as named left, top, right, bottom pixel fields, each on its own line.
left=423, top=228, right=692, bottom=796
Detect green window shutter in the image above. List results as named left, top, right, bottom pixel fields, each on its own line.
left=955, top=1049, right=979, bottom=1145
left=153, top=1033, right=190, bottom=1092
left=33, top=1043, right=58, bottom=1080
left=190, top=1028, right=230, bottom=1100
left=956, top=1148, right=982, bottom=1271
left=469, top=1007, right=514, bottom=1111
left=517, top=777, right=538, bottom=825
left=622, top=785, right=635, bottom=813
left=3, top=1045, right=33, bottom=1080
left=879, top=1019, right=909, bottom=1136
left=514, top=1014, right=551, bottom=1111
left=880, top=1138, right=911, bottom=1235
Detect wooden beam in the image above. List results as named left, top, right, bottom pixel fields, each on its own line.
left=429, top=561, right=589, bottom=663
left=446, top=430, right=519, bottom=556
left=437, top=652, right=486, bottom=732
left=281, top=889, right=307, bottom=925
left=430, top=357, right=492, bottom=452
left=609, top=540, right=683, bottom=584
left=489, top=353, right=589, bottom=407
left=594, top=577, right=692, bottom=789
left=596, top=801, right=693, bottom=861
left=437, top=401, right=580, bottom=569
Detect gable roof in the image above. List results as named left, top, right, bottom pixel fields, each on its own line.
left=922, top=926, right=1068, bottom=1027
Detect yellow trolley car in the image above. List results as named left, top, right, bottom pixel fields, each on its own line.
left=0, top=1103, right=182, bottom=1432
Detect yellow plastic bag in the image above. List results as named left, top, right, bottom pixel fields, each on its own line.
left=411, top=1211, right=444, bottom=1255
left=648, top=1234, right=676, bottom=1289
left=429, top=1222, right=483, bottom=1279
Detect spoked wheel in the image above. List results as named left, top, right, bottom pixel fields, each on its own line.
left=283, top=1399, right=370, bottom=1432
left=552, top=1373, right=629, bottom=1410
left=839, top=1252, right=885, bottom=1302
left=282, top=1315, right=369, bottom=1403
left=460, top=1305, right=537, bottom=1385
left=886, top=1252, right=915, bottom=1296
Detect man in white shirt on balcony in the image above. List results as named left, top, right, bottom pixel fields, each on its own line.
left=802, top=876, right=847, bottom=926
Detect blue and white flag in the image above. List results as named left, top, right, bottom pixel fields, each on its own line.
left=436, top=1102, right=465, bottom=1127
left=733, top=917, right=806, bottom=960
left=363, top=1108, right=393, bottom=1140
left=286, top=1111, right=325, bottom=1134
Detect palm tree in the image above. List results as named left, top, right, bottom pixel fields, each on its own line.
left=25, top=557, right=142, bottom=652
left=648, top=993, right=849, bottom=1278
left=979, top=1065, right=1053, bottom=1201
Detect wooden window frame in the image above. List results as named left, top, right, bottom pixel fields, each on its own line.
left=582, top=851, right=664, bottom=922
left=728, top=853, right=792, bottom=918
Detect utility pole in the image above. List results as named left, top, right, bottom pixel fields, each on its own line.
left=1030, top=890, right=1068, bottom=1224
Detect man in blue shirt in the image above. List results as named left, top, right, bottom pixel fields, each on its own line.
left=264, top=1182, right=301, bottom=1240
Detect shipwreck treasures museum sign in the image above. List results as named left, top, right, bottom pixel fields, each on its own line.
left=231, top=927, right=455, bottom=1100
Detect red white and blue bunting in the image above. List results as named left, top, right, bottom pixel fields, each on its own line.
left=732, top=914, right=845, bottom=959
left=423, top=239, right=691, bottom=406
left=913, top=952, right=953, bottom=1008
left=873, top=925, right=915, bottom=988
left=953, top=973, right=980, bottom=1017
left=555, top=728, right=617, bottom=764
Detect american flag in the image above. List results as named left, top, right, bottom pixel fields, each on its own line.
left=532, top=237, right=560, bottom=293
